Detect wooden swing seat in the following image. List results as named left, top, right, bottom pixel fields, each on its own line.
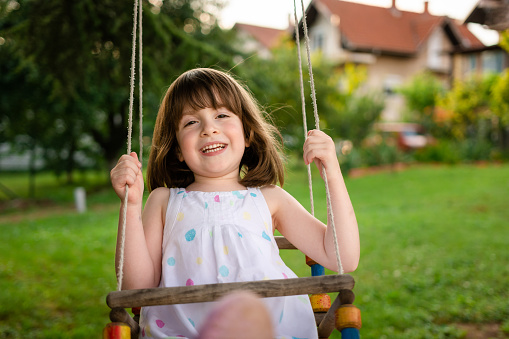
left=106, top=236, right=359, bottom=339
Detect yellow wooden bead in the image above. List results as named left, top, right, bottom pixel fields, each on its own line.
left=309, top=293, right=331, bottom=312
left=335, top=304, right=362, bottom=330
left=103, top=322, right=131, bottom=339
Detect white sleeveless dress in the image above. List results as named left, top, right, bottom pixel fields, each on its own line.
left=138, top=187, right=317, bottom=339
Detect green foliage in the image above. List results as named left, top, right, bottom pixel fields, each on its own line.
left=397, top=71, right=446, bottom=135
left=432, top=74, right=509, bottom=160
left=340, top=63, right=367, bottom=95
left=398, top=70, right=509, bottom=160
left=328, top=91, right=385, bottom=147
left=339, top=138, right=407, bottom=174
left=491, top=70, right=509, bottom=126
left=499, top=29, right=509, bottom=53
left=233, top=38, right=306, bottom=149
left=0, top=0, right=236, bottom=179
left=413, top=139, right=462, bottom=164
left=437, top=74, right=498, bottom=140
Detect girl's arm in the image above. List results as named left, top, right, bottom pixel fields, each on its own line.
left=263, top=130, right=360, bottom=273
left=110, top=152, right=167, bottom=290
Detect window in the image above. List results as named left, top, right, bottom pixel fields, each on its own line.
left=383, top=75, right=402, bottom=96
left=311, top=32, right=324, bottom=51
left=482, top=51, right=504, bottom=73
left=427, top=29, right=443, bottom=70
left=468, top=54, right=477, bottom=72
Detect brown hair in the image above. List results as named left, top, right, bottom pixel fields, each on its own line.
left=147, top=68, right=285, bottom=191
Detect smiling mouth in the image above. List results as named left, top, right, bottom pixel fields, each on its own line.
left=200, top=143, right=226, bottom=154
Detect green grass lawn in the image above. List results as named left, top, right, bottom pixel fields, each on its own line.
left=1, top=164, right=508, bottom=338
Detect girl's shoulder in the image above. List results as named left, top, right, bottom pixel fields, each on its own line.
left=259, top=184, right=288, bottom=198
left=149, top=186, right=171, bottom=197
left=259, top=185, right=293, bottom=211
left=259, top=184, right=280, bottom=195
left=146, top=187, right=171, bottom=208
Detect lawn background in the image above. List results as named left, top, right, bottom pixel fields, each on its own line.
left=1, top=163, right=508, bottom=338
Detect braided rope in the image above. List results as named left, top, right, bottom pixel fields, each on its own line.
left=296, top=0, right=343, bottom=274
left=293, top=0, right=315, bottom=217
left=138, top=0, right=143, bottom=164
left=117, top=0, right=143, bottom=291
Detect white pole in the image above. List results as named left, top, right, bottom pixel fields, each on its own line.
left=74, top=187, right=86, bottom=213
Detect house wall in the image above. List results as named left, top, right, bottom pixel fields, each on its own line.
left=365, top=27, right=454, bottom=89
left=365, top=57, right=414, bottom=121
left=453, top=49, right=509, bottom=81
left=367, top=28, right=455, bottom=120
left=309, top=12, right=345, bottom=61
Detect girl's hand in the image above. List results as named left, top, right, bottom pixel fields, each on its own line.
left=303, top=130, right=340, bottom=180
left=110, top=152, right=144, bottom=205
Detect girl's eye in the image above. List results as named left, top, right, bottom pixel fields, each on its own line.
left=183, top=120, right=197, bottom=127
left=217, top=113, right=229, bottom=119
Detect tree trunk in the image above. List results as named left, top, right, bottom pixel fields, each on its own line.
left=65, top=139, right=77, bottom=184
left=28, top=139, right=36, bottom=199
left=501, top=125, right=509, bottom=151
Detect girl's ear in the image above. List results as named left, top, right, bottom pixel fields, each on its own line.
left=177, top=146, right=184, bottom=162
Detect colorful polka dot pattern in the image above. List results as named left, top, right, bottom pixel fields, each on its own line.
left=140, top=188, right=316, bottom=338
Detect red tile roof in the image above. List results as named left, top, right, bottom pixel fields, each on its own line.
left=452, top=23, right=487, bottom=49
left=314, top=0, right=484, bottom=54
left=234, top=23, right=287, bottom=49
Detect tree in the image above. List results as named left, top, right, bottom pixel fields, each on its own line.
left=491, top=69, right=509, bottom=151
left=397, top=71, right=446, bottom=136
left=437, top=74, right=499, bottom=141
left=1, top=0, right=236, bottom=182
left=0, top=3, right=57, bottom=196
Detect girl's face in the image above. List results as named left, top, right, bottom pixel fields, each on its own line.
left=176, top=106, right=247, bottom=185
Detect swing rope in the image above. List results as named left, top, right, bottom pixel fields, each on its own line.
left=292, top=0, right=315, bottom=218
left=293, top=0, right=344, bottom=274
left=118, top=0, right=143, bottom=292
left=117, top=0, right=343, bottom=293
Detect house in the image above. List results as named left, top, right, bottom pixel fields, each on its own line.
left=233, top=23, right=287, bottom=59
left=455, top=0, right=509, bottom=81
left=297, top=0, right=487, bottom=120
left=451, top=44, right=509, bottom=81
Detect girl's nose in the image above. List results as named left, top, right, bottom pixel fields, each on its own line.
left=200, top=121, right=219, bottom=137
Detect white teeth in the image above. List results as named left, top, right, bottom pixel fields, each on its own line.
left=201, top=143, right=226, bottom=153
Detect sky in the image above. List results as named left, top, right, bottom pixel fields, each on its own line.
left=219, top=0, right=500, bottom=45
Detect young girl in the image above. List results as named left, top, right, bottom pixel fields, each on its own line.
left=110, top=68, right=360, bottom=339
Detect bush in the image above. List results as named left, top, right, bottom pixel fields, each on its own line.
left=414, top=138, right=504, bottom=164
left=414, top=140, right=461, bottom=164
left=340, top=138, right=407, bottom=173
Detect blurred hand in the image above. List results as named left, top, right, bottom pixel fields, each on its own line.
left=303, top=130, right=340, bottom=180
left=110, top=152, right=144, bottom=205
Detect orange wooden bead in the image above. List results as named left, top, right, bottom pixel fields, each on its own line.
left=309, top=293, right=331, bottom=312
left=103, top=322, right=131, bottom=339
left=335, top=304, right=362, bottom=330
left=305, top=255, right=318, bottom=267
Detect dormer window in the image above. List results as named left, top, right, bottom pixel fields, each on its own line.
left=312, top=31, right=324, bottom=51
left=427, top=29, right=443, bottom=70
